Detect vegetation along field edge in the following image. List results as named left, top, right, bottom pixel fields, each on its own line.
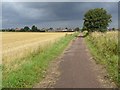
left=84, top=32, right=119, bottom=86
left=3, top=32, right=79, bottom=88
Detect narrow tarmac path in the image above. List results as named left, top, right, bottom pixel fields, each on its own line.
left=54, top=34, right=110, bottom=88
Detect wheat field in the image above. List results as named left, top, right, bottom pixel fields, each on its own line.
left=2, top=32, right=73, bottom=72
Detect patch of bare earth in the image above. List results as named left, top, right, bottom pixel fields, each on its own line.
left=33, top=59, right=61, bottom=88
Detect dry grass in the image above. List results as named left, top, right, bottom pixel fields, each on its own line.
left=3, top=32, right=78, bottom=88
left=0, top=32, right=2, bottom=64
left=2, top=32, right=73, bottom=72
left=86, top=31, right=118, bottom=86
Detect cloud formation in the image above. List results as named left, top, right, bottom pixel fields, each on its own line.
left=2, top=2, right=118, bottom=29
left=2, top=0, right=119, bottom=2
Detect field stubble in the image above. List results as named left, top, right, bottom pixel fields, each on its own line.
left=2, top=32, right=73, bottom=73
left=2, top=32, right=78, bottom=88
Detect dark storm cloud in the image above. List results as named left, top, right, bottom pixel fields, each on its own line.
left=2, top=2, right=118, bottom=28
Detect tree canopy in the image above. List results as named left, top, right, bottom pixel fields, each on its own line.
left=74, top=27, right=80, bottom=32
left=83, top=8, right=112, bottom=32
left=23, top=26, right=30, bottom=32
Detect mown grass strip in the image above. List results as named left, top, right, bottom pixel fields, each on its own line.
left=3, top=32, right=79, bottom=88
left=85, top=32, right=119, bottom=86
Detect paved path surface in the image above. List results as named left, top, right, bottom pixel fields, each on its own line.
left=54, top=34, right=103, bottom=88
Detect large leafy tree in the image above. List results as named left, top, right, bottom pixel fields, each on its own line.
left=83, top=8, right=112, bottom=32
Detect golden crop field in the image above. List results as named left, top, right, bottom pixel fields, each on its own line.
left=2, top=32, right=73, bottom=72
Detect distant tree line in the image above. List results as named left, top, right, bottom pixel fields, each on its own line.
left=2, top=25, right=81, bottom=32
left=2, top=25, right=46, bottom=32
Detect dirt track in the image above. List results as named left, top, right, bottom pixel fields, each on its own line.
left=53, top=34, right=115, bottom=88
left=34, top=34, right=116, bottom=88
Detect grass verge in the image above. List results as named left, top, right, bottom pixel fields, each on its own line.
left=85, top=32, right=119, bottom=86
left=3, top=32, right=79, bottom=88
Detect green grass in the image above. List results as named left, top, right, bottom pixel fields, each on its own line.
left=85, top=31, right=119, bottom=86
left=3, top=32, right=79, bottom=88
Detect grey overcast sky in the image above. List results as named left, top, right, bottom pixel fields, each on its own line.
left=2, top=2, right=118, bottom=29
